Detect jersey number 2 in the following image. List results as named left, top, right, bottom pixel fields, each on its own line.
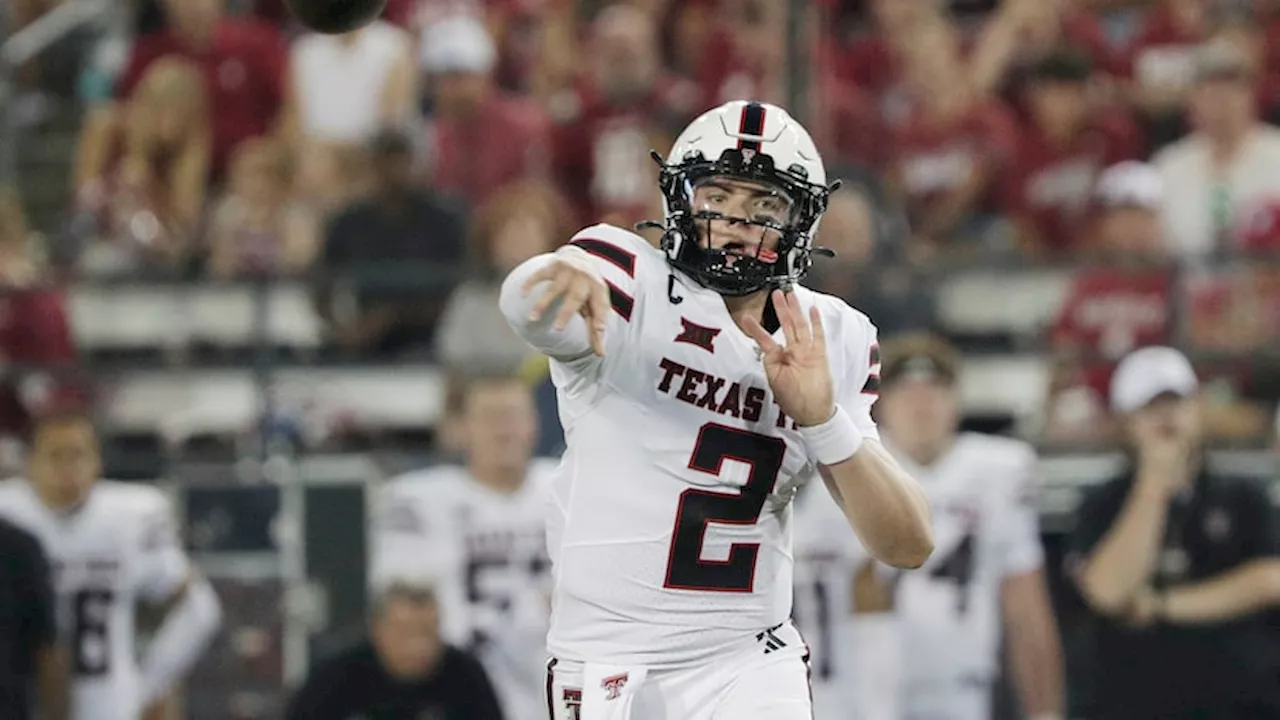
left=664, top=423, right=786, bottom=593
left=72, top=588, right=114, bottom=676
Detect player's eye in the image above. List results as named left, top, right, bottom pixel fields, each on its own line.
left=752, top=196, right=788, bottom=217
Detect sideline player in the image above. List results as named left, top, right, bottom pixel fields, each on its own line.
left=370, top=373, right=554, bottom=720
left=799, top=334, right=1064, bottom=720
left=0, top=410, right=222, bottom=720
left=793, top=479, right=901, bottom=720
left=500, top=100, right=934, bottom=720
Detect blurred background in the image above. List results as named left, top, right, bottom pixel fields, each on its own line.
left=2, top=0, right=1280, bottom=717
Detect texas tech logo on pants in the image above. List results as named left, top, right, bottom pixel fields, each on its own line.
left=561, top=688, right=581, bottom=720
left=602, top=672, right=629, bottom=700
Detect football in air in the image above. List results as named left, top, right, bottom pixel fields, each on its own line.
left=285, top=0, right=387, bottom=33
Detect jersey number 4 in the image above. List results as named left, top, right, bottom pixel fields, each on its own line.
left=664, top=423, right=786, bottom=593
left=72, top=588, right=115, bottom=676
left=930, top=533, right=976, bottom=615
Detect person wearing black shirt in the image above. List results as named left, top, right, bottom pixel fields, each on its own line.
left=285, top=583, right=503, bottom=720
left=1069, top=347, right=1280, bottom=720
left=318, top=128, right=469, bottom=358
left=0, top=516, right=69, bottom=720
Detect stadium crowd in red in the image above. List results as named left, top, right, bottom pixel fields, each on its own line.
left=2, top=0, right=1278, bottom=449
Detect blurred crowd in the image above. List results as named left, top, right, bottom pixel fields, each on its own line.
left=6, top=0, right=1280, bottom=449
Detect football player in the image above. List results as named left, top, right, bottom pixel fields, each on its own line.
left=806, top=334, right=1064, bottom=720
left=0, top=410, right=222, bottom=720
left=370, top=373, right=554, bottom=720
left=793, top=478, right=901, bottom=720
left=500, top=100, right=933, bottom=720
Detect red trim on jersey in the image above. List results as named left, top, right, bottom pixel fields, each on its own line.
left=606, top=281, right=633, bottom=321
left=861, top=374, right=880, bottom=396
left=863, top=343, right=881, bottom=395
left=568, top=237, right=636, bottom=277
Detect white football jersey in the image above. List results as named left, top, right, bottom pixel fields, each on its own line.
left=0, top=479, right=190, bottom=720
left=791, top=482, right=862, bottom=720
left=892, top=433, right=1044, bottom=718
left=369, top=460, right=557, bottom=720
left=527, top=224, right=881, bottom=669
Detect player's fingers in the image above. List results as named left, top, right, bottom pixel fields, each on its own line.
left=527, top=274, right=571, bottom=321
left=787, top=290, right=812, bottom=346
left=772, top=290, right=799, bottom=346
left=520, top=263, right=561, bottom=296
left=743, top=315, right=780, bottom=355
left=809, top=305, right=826, bottom=350
left=586, top=282, right=609, bottom=356
left=552, top=281, right=590, bottom=330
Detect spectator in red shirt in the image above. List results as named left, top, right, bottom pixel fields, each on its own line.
left=1183, top=202, right=1280, bottom=354
left=835, top=0, right=945, bottom=135
left=888, top=17, right=1018, bottom=251
left=1044, top=161, right=1174, bottom=444
left=116, top=0, right=288, bottom=181
left=550, top=2, right=701, bottom=228
left=696, top=0, right=787, bottom=107
left=1003, top=51, right=1142, bottom=256
left=0, top=191, right=78, bottom=467
left=970, top=0, right=1115, bottom=100
left=1118, top=0, right=1215, bottom=149
left=424, top=14, right=552, bottom=208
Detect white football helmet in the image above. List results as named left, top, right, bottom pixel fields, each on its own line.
left=654, top=100, right=835, bottom=296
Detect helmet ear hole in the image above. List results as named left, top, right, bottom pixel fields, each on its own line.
left=788, top=163, right=809, bottom=180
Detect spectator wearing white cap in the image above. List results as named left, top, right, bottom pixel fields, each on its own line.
left=1153, top=39, right=1280, bottom=257
left=1090, top=160, right=1166, bottom=257
left=422, top=14, right=551, bottom=208
left=1067, top=345, right=1280, bottom=720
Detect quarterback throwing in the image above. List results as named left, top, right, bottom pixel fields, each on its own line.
left=501, top=100, right=933, bottom=720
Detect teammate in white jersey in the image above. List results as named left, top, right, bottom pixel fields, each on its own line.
left=0, top=410, right=221, bottom=720
left=370, top=373, right=554, bottom=720
left=793, top=478, right=901, bottom=720
left=499, top=99, right=934, bottom=720
left=806, top=335, right=1064, bottom=720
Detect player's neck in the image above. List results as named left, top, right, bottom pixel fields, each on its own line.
left=469, top=464, right=526, bottom=495
left=32, top=484, right=90, bottom=515
left=722, top=291, right=769, bottom=333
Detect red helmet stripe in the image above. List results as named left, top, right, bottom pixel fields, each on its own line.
left=737, top=102, right=766, bottom=152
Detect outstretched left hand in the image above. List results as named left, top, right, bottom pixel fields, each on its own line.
left=742, top=289, right=835, bottom=427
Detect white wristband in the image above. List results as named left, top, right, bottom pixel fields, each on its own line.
left=798, top=404, right=863, bottom=466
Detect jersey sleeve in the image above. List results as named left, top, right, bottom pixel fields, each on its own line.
left=997, top=446, right=1046, bottom=577
left=368, top=481, right=448, bottom=591
left=836, top=310, right=882, bottom=441
left=500, top=224, right=645, bottom=364
left=135, top=493, right=192, bottom=604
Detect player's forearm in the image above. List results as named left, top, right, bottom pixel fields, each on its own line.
left=1002, top=573, right=1065, bottom=718
left=499, top=254, right=594, bottom=361
left=825, top=440, right=933, bottom=569
left=1078, top=484, right=1170, bottom=614
left=1159, top=559, right=1280, bottom=625
left=36, top=645, right=70, bottom=720
left=139, top=577, right=222, bottom=704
